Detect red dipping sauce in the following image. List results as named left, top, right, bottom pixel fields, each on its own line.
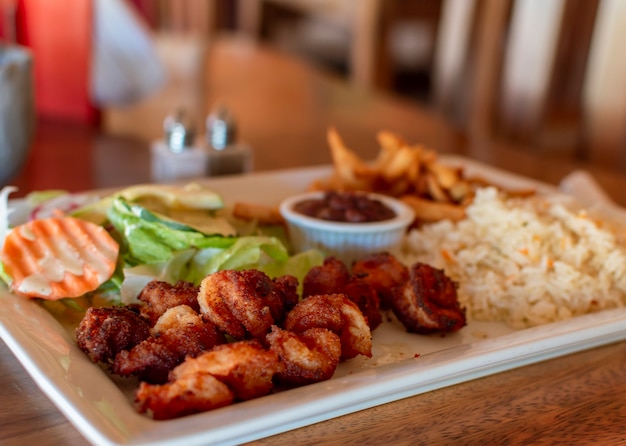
left=293, top=191, right=396, bottom=223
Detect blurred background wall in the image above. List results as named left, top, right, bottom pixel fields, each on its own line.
left=2, top=0, right=625, bottom=167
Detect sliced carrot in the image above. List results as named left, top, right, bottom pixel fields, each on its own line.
left=0, top=217, right=119, bottom=300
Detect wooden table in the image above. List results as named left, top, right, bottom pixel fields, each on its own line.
left=3, top=34, right=626, bottom=446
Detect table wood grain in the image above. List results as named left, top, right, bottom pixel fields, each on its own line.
left=3, top=34, right=626, bottom=446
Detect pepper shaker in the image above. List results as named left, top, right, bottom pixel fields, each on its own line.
left=150, top=109, right=209, bottom=183
left=205, top=105, right=252, bottom=176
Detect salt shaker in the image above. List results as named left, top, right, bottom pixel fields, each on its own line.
left=150, top=109, right=209, bottom=183
left=205, top=106, right=252, bottom=176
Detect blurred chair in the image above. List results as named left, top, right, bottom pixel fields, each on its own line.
left=130, top=0, right=235, bottom=37
left=237, top=0, right=443, bottom=91
left=432, top=0, right=626, bottom=170
left=243, top=0, right=624, bottom=169
left=432, top=0, right=599, bottom=152
left=580, top=0, right=626, bottom=168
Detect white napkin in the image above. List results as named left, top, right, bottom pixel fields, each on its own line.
left=559, top=170, right=626, bottom=221
left=559, top=170, right=614, bottom=206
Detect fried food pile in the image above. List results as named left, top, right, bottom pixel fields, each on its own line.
left=311, top=128, right=532, bottom=224
left=76, top=253, right=465, bottom=420
left=316, top=254, right=466, bottom=335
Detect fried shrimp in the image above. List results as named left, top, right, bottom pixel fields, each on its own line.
left=136, top=373, right=234, bottom=420
left=342, top=277, right=382, bottom=330
left=352, top=252, right=409, bottom=308
left=267, top=274, right=299, bottom=322
left=137, top=280, right=200, bottom=326
left=136, top=340, right=280, bottom=420
left=76, top=306, right=150, bottom=363
left=302, top=256, right=350, bottom=297
left=284, top=294, right=372, bottom=360
left=112, top=305, right=225, bottom=383
left=171, top=340, right=281, bottom=401
left=390, top=263, right=466, bottom=334
left=266, top=325, right=341, bottom=386
left=303, top=257, right=382, bottom=329
left=198, top=269, right=298, bottom=340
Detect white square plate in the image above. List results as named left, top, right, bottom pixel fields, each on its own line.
left=2, top=157, right=626, bottom=446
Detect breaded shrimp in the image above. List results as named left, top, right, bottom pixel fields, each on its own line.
left=302, top=256, right=350, bottom=298
left=113, top=305, right=225, bottom=383
left=284, top=294, right=372, bottom=360
left=138, top=280, right=200, bottom=326
left=352, top=252, right=409, bottom=308
left=342, top=277, right=382, bottom=330
left=390, top=263, right=466, bottom=334
left=76, top=306, right=150, bottom=364
left=171, top=340, right=281, bottom=401
left=136, top=373, right=234, bottom=420
left=198, top=269, right=298, bottom=340
left=304, top=256, right=382, bottom=330
left=266, top=325, right=341, bottom=386
left=136, top=340, right=280, bottom=419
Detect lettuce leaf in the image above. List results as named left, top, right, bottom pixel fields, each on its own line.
left=108, top=196, right=236, bottom=266
left=184, top=236, right=290, bottom=284
left=106, top=195, right=324, bottom=303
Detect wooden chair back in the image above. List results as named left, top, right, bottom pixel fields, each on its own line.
left=432, top=0, right=600, bottom=152
left=580, top=0, right=626, bottom=168
left=236, top=0, right=443, bottom=90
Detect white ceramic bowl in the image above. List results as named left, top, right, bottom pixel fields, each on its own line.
left=279, top=191, right=415, bottom=265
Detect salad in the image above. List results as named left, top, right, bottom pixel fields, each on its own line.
left=0, top=183, right=323, bottom=310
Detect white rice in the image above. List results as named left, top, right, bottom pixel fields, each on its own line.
left=400, top=187, right=626, bottom=328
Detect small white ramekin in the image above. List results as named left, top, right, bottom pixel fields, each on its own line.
left=279, top=191, right=415, bottom=265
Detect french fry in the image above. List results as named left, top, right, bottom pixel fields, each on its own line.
left=385, top=177, right=412, bottom=197
left=448, top=180, right=472, bottom=203
left=316, top=127, right=534, bottom=224
left=425, top=172, right=450, bottom=202
left=427, top=162, right=461, bottom=190
left=406, top=155, right=422, bottom=188
left=414, top=173, right=430, bottom=197
left=327, top=127, right=375, bottom=189
left=307, top=179, right=328, bottom=192
left=376, top=130, right=406, bottom=152
left=327, top=127, right=373, bottom=177
left=375, top=131, right=405, bottom=171
left=420, top=149, right=438, bottom=165
left=381, top=146, right=419, bottom=181
left=401, top=195, right=466, bottom=223
left=232, top=202, right=285, bottom=225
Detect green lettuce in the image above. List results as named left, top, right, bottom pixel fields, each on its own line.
left=108, top=196, right=236, bottom=266
left=106, top=195, right=324, bottom=302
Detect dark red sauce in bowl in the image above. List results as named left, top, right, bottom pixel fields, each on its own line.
left=280, top=190, right=415, bottom=264
left=293, top=191, right=396, bottom=223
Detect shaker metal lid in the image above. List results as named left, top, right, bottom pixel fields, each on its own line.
left=164, top=109, right=195, bottom=153
left=206, top=105, right=236, bottom=151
